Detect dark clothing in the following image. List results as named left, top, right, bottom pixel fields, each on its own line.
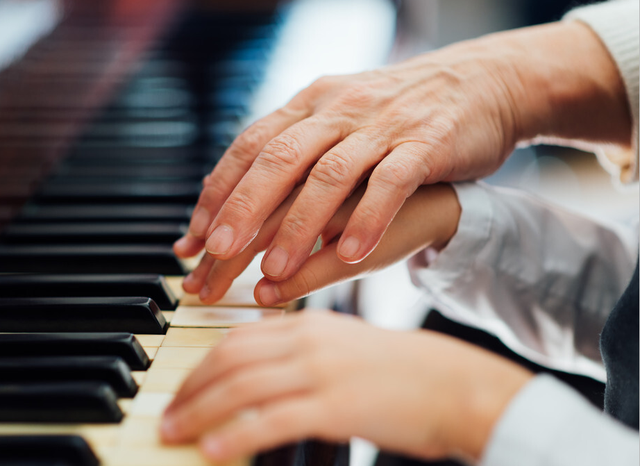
left=601, top=261, right=639, bottom=429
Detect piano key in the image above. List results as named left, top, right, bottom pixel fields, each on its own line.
left=138, top=368, right=190, bottom=393
left=0, top=333, right=150, bottom=370
left=171, top=305, right=284, bottom=328
left=0, top=382, right=123, bottom=423
left=66, top=147, right=222, bottom=166
left=0, top=356, right=138, bottom=398
left=150, top=347, right=210, bottom=370
left=2, top=222, right=187, bottom=245
left=48, top=174, right=201, bottom=184
left=52, top=164, right=209, bottom=179
left=36, top=181, right=201, bottom=204
left=0, top=297, right=168, bottom=334
left=0, top=435, right=100, bottom=466
left=0, top=245, right=188, bottom=274
left=18, top=204, right=193, bottom=223
left=162, top=328, right=226, bottom=347
left=78, top=121, right=198, bottom=148
left=0, top=274, right=179, bottom=310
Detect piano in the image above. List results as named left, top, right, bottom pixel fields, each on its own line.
left=0, top=1, right=348, bottom=464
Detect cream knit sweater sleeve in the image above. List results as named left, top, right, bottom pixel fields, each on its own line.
left=565, top=0, right=639, bottom=184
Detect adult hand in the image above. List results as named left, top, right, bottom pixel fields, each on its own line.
left=174, top=21, right=631, bottom=281
left=160, top=311, right=532, bottom=462
left=184, top=183, right=460, bottom=305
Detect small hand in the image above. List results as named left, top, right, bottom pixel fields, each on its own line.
left=160, top=311, right=532, bottom=463
left=184, top=183, right=460, bottom=305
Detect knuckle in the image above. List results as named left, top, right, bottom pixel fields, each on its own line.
left=338, top=82, right=376, bottom=107
left=290, top=269, right=317, bottom=298
left=224, top=190, right=259, bottom=220
left=372, top=159, right=415, bottom=195
left=227, top=373, right=254, bottom=400
left=430, top=116, right=459, bottom=145
left=353, top=202, right=387, bottom=233
left=432, top=66, right=463, bottom=87
left=310, top=151, right=352, bottom=189
left=265, top=408, right=296, bottom=433
left=198, top=182, right=227, bottom=206
left=232, top=124, right=270, bottom=159
left=310, top=75, right=338, bottom=92
left=279, top=212, right=314, bottom=242
left=258, top=133, right=304, bottom=172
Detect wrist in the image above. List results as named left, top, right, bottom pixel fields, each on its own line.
left=444, top=342, right=534, bottom=461
left=490, top=21, right=632, bottom=149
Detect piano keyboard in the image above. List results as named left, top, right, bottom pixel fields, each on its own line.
left=0, top=2, right=297, bottom=465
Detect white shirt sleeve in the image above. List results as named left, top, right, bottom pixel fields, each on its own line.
left=481, top=374, right=639, bottom=466
left=409, top=182, right=637, bottom=382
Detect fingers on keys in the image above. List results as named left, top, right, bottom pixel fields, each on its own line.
left=184, top=187, right=302, bottom=301
left=337, top=142, right=436, bottom=263
left=162, top=361, right=312, bottom=445
left=259, top=129, right=386, bottom=280
left=198, top=397, right=319, bottom=462
left=203, top=115, right=350, bottom=260
left=174, top=106, right=308, bottom=258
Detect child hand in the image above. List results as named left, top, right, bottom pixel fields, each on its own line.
left=161, top=311, right=532, bottom=463
left=184, top=183, right=461, bottom=305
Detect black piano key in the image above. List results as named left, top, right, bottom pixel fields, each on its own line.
left=67, top=145, right=205, bottom=161
left=52, top=164, right=209, bottom=179
left=0, top=435, right=99, bottom=466
left=0, top=356, right=138, bottom=398
left=0, top=245, right=187, bottom=275
left=18, top=204, right=193, bottom=223
left=2, top=222, right=187, bottom=245
left=0, top=382, right=123, bottom=423
left=37, top=181, right=201, bottom=204
left=0, top=333, right=150, bottom=370
left=0, top=273, right=179, bottom=310
left=0, top=297, right=168, bottom=334
left=79, top=120, right=198, bottom=144
left=65, top=146, right=223, bottom=166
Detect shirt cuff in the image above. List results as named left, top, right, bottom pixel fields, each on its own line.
left=565, top=0, right=639, bottom=184
left=409, top=181, right=492, bottom=292
left=481, top=374, right=639, bottom=466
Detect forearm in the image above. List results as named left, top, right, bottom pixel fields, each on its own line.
left=481, top=21, right=633, bottom=149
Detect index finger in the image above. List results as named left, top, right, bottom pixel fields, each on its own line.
left=174, top=106, right=308, bottom=258
left=203, top=114, right=352, bottom=260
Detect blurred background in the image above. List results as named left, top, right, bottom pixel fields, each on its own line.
left=0, top=1, right=637, bottom=465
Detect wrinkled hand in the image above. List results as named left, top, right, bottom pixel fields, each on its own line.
left=184, top=183, right=460, bottom=305
left=174, top=20, right=631, bottom=285
left=160, top=311, right=532, bottom=463
left=173, top=31, right=523, bottom=276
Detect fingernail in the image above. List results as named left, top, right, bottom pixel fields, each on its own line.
left=174, top=236, right=190, bottom=251
left=202, top=435, right=225, bottom=459
left=200, top=284, right=212, bottom=301
left=259, top=282, right=281, bottom=306
left=263, top=246, right=289, bottom=277
left=206, top=224, right=234, bottom=255
left=339, top=236, right=361, bottom=259
left=160, top=416, right=178, bottom=441
left=190, top=207, right=212, bottom=238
